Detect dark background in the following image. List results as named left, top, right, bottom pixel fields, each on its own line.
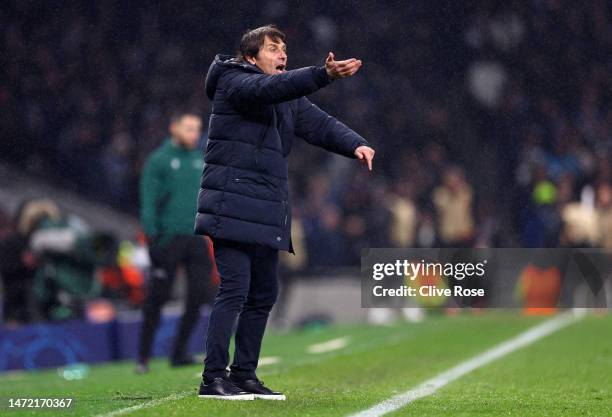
left=1, top=0, right=611, bottom=265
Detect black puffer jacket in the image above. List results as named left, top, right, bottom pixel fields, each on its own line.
left=194, top=54, right=370, bottom=251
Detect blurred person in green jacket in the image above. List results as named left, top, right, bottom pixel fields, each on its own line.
left=137, top=111, right=214, bottom=373
left=7, top=199, right=115, bottom=322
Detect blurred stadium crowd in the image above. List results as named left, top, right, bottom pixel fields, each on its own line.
left=1, top=1, right=611, bottom=323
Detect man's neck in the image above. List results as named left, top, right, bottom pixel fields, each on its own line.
left=170, top=137, right=195, bottom=151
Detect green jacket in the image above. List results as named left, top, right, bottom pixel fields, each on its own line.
left=32, top=217, right=106, bottom=320
left=140, top=138, right=204, bottom=243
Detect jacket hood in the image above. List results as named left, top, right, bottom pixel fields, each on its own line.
left=205, top=54, right=262, bottom=100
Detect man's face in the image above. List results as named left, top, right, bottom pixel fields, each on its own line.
left=170, top=115, right=202, bottom=149
left=247, top=35, right=287, bottom=75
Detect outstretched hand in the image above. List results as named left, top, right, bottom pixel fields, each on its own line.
left=354, top=145, right=375, bottom=171
left=325, top=52, right=362, bottom=79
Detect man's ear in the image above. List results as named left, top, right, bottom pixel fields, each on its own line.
left=246, top=55, right=256, bottom=65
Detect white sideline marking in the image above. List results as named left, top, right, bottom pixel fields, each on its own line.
left=258, top=356, right=282, bottom=365
left=96, top=392, right=190, bottom=417
left=348, top=310, right=585, bottom=417
left=98, top=342, right=351, bottom=417
left=307, top=336, right=350, bottom=354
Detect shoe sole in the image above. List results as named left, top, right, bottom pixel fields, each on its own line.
left=255, top=394, right=286, bottom=401
left=198, top=394, right=255, bottom=400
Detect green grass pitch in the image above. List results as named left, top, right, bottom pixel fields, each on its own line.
left=1, top=313, right=610, bottom=416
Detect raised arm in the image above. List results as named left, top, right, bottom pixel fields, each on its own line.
left=222, top=52, right=363, bottom=108
left=223, top=66, right=331, bottom=108
left=294, top=97, right=371, bottom=159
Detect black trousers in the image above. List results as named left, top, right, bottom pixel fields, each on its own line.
left=138, top=235, right=213, bottom=361
left=203, top=238, right=279, bottom=382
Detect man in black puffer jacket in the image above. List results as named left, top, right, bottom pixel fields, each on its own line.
left=196, top=25, right=375, bottom=400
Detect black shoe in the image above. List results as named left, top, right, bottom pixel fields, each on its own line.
left=198, top=378, right=255, bottom=400
left=170, top=355, right=198, bottom=367
left=229, top=376, right=286, bottom=401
